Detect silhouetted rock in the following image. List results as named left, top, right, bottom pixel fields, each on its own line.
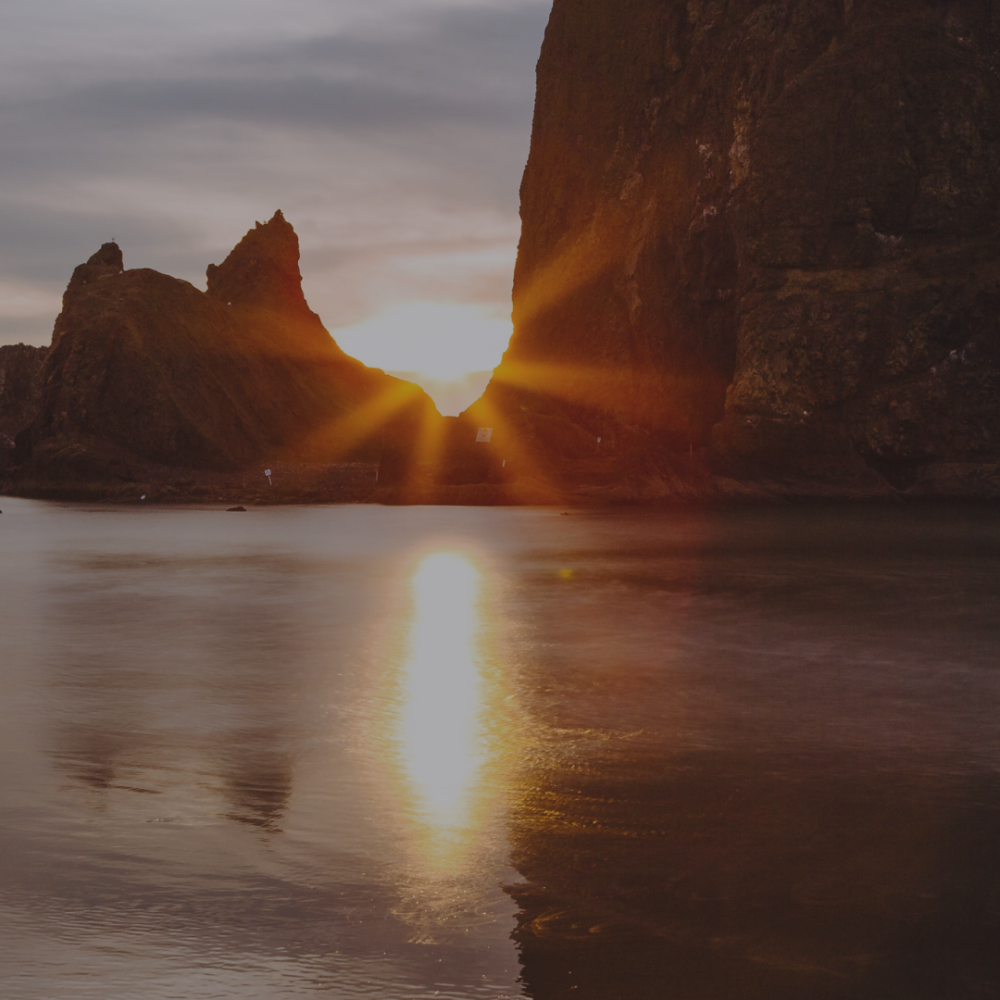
left=12, top=213, right=439, bottom=494
left=0, top=344, right=48, bottom=470
left=69, top=242, right=124, bottom=287
left=206, top=210, right=318, bottom=324
left=468, top=0, right=1000, bottom=499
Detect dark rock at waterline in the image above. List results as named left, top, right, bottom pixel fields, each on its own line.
left=11, top=213, right=438, bottom=491
left=227, top=506, right=247, bottom=512
left=465, top=0, right=1000, bottom=499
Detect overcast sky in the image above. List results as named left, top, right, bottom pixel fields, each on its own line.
left=0, top=0, right=550, bottom=406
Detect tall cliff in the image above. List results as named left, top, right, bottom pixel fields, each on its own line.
left=471, top=0, right=1000, bottom=497
left=16, top=212, right=438, bottom=488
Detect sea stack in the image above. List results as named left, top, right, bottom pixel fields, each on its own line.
left=470, top=0, right=1000, bottom=498
left=12, top=213, right=438, bottom=492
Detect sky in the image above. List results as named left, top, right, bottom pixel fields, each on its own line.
left=0, top=0, right=551, bottom=413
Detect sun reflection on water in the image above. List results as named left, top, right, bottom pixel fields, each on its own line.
left=399, top=551, right=486, bottom=834
left=374, top=546, right=520, bottom=940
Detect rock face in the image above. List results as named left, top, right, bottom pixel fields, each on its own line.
left=206, top=211, right=320, bottom=324
left=472, top=0, right=1000, bottom=497
left=0, top=343, right=48, bottom=439
left=0, top=344, right=48, bottom=469
left=16, top=213, right=437, bottom=488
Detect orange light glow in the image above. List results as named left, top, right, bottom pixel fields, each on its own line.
left=373, top=547, right=515, bottom=882
left=398, top=552, right=485, bottom=827
left=367, top=547, right=523, bottom=940
left=290, top=376, right=430, bottom=461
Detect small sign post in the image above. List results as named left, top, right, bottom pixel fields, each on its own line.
left=475, top=427, right=493, bottom=444
left=264, top=468, right=272, bottom=485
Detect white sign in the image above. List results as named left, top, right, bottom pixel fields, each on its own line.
left=475, top=427, right=493, bottom=443
left=264, top=469, right=272, bottom=477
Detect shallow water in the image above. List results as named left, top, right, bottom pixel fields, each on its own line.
left=1, top=499, right=998, bottom=999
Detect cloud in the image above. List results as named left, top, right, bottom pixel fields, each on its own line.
left=0, top=0, right=550, bottom=348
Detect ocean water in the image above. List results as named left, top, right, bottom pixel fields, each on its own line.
left=1, top=499, right=998, bottom=999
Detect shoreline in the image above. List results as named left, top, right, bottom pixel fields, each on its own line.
left=5, top=468, right=999, bottom=507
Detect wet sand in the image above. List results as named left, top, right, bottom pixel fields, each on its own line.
left=0, top=500, right=997, bottom=998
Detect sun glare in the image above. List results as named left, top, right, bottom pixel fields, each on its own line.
left=398, top=551, right=485, bottom=829
left=332, top=301, right=512, bottom=384
left=372, top=544, right=521, bottom=894
left=372, top=547, right=523, bottom=934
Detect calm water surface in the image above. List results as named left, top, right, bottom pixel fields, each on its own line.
left=1, top=499, right=998, bottom=999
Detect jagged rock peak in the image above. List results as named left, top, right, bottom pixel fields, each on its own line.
left=87, top=242, right=124, bottom=270
left=69, top=241, right=124, bottom=288
left=206, top=210, right=312, bottom=316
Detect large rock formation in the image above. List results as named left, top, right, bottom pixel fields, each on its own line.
left=468, top=0, right=1000, bottom=498
left=14, top=212, right=438, bottom=491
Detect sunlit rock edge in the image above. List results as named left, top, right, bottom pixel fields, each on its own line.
left=456, top=0, right=1000, bottom=504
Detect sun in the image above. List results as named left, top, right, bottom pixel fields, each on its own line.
left=331, top=301, right=512, bottom=411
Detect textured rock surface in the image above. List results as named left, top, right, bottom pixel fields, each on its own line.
left=13, top=213, right=437, bottom=491
left=0, top=344, right=48, bottom=469
left=0, top=343, right=48, bottom=439
left=206, top=210, right=321, bottom=324
left=471, top=0, right=1000, bottom=498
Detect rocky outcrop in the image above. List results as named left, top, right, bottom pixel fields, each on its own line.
left=0, top=344, right=48, bottom=469
left=12, top=212, right=438, bottom=492
left=468, top=0, right=1000, bottom=499
left=0, top=344, right=48, bottom=439
left=206, top=211, right=321, bottom=324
